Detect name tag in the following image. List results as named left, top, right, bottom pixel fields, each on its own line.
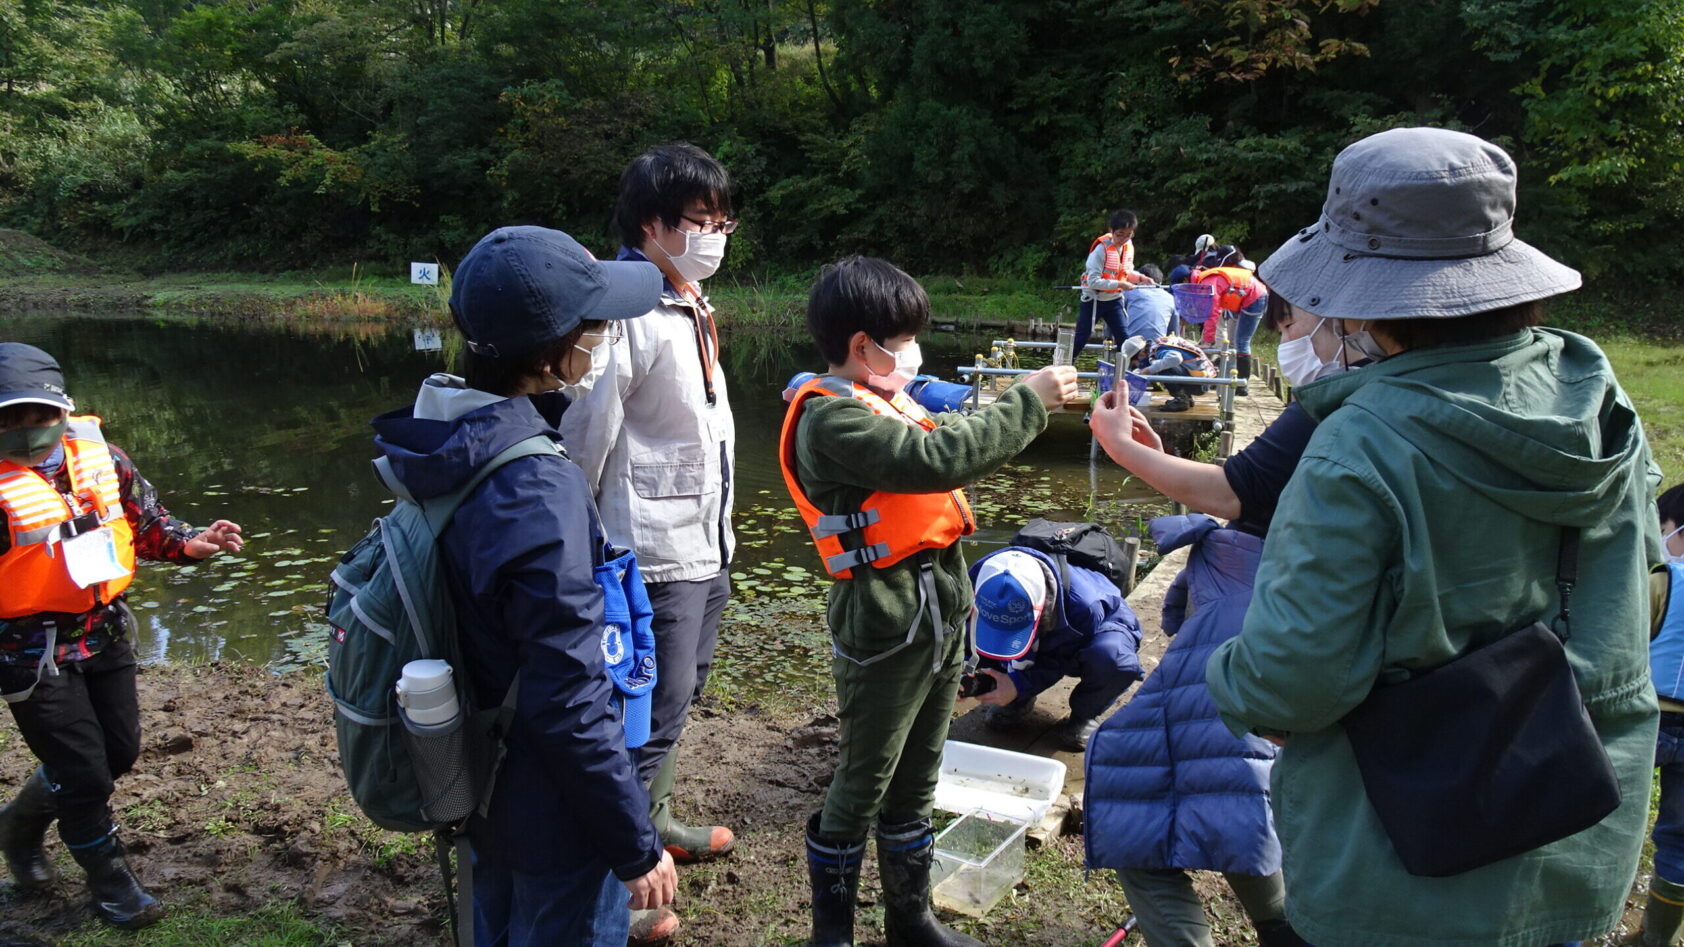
left=62, top=526, right=131, bottom=589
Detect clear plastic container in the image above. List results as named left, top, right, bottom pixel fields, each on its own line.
left=931, top=810, right=1029, bottom=917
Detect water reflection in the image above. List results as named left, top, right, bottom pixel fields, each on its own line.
left=0, top=312, right=1161, bottom=669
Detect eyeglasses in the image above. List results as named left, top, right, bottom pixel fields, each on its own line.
left=581, top=324, right=624, bottom=345
left=680, top=215, right=738, bottom=235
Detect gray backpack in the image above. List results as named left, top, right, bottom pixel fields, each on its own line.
left=325, top=435, right=559, bottom=945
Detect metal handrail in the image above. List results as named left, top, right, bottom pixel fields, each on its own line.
left=955, top=366, right=1246, bottom=387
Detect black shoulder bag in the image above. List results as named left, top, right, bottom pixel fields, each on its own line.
left=1342, top=528, right=1622, bottom=877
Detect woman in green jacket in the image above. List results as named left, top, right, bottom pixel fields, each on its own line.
left=1207, top=127, right=1662, bottom=947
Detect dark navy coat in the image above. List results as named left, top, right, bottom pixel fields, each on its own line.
left=373, top=383, right=660, bottom=880
left=1084, top=514, right=1280, bottom=875
left=969, top=546, right=1143, bottom=697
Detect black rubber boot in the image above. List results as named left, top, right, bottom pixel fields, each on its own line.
left=69, top=835, right=163, bottom=930
left=807, top=813, right=865, bottom=947
left=1256, top=917, right=1308, bottom=947
left=1161, top=392, right=1193, bottom=413
left=0, top=767, right=57, bottom=892
left=876, top=818, right=983, bottom=947
left=1629, top=876, right=1684, bottom=946
left=1236, top=353, right=1252, bottom=397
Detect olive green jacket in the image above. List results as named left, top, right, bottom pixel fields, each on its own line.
left=792, top=382, right=1047, bottom=662
left=1207, top=328, right=1661, bottom=947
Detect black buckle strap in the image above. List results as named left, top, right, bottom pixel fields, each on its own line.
left=1553, top=527, right=1581, bottom=642
left=60, top=511, right=101, bottom=539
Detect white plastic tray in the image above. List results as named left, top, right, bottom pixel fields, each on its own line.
left=933, top=740, right=1066, bottom=824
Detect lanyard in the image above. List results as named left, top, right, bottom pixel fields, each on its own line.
left=671, top=282, right=719, bottom=407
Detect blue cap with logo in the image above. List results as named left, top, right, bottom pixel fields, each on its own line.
left=449, top=226, right=660, bottom=358
left=969, top=550, right=1050, bottom=661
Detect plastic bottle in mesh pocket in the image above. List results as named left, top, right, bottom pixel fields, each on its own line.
left=401, top=710, right=477, bottom=824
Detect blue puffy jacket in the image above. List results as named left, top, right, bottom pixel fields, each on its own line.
left=372, top=376, right=661, bottom=880
left=1084, top=514, right=1279, bottom=875
left=969, top=546, right=1143, bottom=697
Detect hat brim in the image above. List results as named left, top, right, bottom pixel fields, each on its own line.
left=580, top=259, right=663, bottom=322
left=973, top=617, right=1036, bottom=662
left=0, top=391, right=72, bottom=412
left=1259, top=227, right=1581, bottom=320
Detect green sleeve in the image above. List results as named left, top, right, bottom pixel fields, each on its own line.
left=799, top=384, right=1048, bottom=495
left=1206, top=454, right=1398, bottom=736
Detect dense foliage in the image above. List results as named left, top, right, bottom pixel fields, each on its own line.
left=1, top=0, right=1679, bottom=280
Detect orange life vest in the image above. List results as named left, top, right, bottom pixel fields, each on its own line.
left=1194, top=266, right=1259, bottom=312
left=1086, top=233, right=1133, bottom=285
left=1151, top=336, right=1216, bottom=377
left=0, top=416, right=135, bottom=619
left=778, top=376, right=975, bottom=579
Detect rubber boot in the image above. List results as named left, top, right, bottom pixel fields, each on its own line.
left=1629, top=876, right=1684, bottom=946
left=0, top=767, right=57, bottom=892
left=69, top=835, right=163, bottom=930
left=1236, top=353, right=1252, bottom=397
left=1051, top=714, right=1102, bottom=752
left=648, top=748, right=735, bottom=864
left=1161, top=392, right=1193, bottom=413
left=807, top=813, right=865, bottom=947
left=876, top=818, right=983, bottom=947
left=627, top=905, right=681, bottom=945
left=1255, top=917, right=1308, bottom=947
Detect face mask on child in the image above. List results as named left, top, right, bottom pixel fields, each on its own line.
left=559, top=341, right=610, bottom=396
left=653, top=229, right=727, bottom=284
left=1277, top=319, right=1343, bottom=388
left=872, top=338, right=923, bottom=380
left=0, top=419, right=66, bottom=467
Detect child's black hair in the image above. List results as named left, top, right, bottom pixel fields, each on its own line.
left=1138, top=263, right=1164, bottom=284
left=806, top=257, right=930, bottom=367
left=0, top=403, right=65, bottom=429
left=1660, top=482, right=1684, bottom=529
left=613, top=143, right=733, bottom=249
left=1108, top=210, right=1138, bottom=232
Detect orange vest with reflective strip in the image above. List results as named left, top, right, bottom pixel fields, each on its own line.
left=778, top=376, right=975, bottom=579
left=0, top=416, right=135, bottom=618
left=1087, top=233, right=1132, bottom=284
left=1194, top=266, right=1258, bottom=312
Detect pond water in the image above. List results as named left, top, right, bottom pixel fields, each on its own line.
left=0, top=312, right=1165, bottom=696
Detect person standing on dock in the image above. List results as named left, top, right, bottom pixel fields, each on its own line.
left=1076, top=211, right=1154, bottom=357
left=0, top=343, right=244, bottom=931
left=557, top=143, right=738, bottom=945
left=783, top=256, right=1077, bottom=946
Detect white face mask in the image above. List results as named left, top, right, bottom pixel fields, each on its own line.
left=560, top=340, right=610, bottom=394
left=655, top=229, right=727, bottom=284
left=873, top=338, right=923, bottom=379
left=1278, top=319, right=1344, bottom=387
left=1665, top=524, right=1684, bottom=564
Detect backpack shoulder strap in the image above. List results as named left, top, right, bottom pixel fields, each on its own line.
left=420, top=436, right=565, bottom=536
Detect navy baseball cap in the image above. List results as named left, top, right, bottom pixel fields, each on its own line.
left=449, top=226, right=660, bottom=358
left=0, top=343, right=74, bottom=412
left=970, top=550, right=1050, bottom=661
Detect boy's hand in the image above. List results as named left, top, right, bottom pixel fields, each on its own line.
left=1022, top=365, right=1079, bottom=409
left=185, top=520, right=244, bottom=559
left=624, top=850, right=677, bottom=910
left=972, top=670, right=1018, bottom=707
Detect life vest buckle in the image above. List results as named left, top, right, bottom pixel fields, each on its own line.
left=60, top=511, right=101, bottom=539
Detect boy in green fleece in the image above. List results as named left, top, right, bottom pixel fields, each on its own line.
left=780, top=257, right=1076, bottom=946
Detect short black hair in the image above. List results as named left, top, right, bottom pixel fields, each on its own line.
left=1138, top=263, right=1164, bottom=283
left=1368, top=301, right=1542, bottom=353
left=1263, top=289, right=1294, bottom=332
left=450, top=306, right=592, bottom=397
left=613, top=143, right=732, bottom=249
left=0, top=403, right=65, bottom=429
left=806, top=257, right=930, bottom=366
left=1660, top=482, right=1684, bottom=529
left=1109, top=210, right=1138, bottom=232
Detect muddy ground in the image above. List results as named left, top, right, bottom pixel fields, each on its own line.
left=0, top=664, right=1144, bottom=946
left=0, top=662, right=1650, bottom=946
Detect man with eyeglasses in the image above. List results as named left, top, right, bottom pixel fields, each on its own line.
left=557, top=142, right=738, bottom=945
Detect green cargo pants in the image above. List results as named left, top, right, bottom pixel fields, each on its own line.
left=819, top=620, right=966, bottom=839
left=1117, top=868, right=1287, bottom=947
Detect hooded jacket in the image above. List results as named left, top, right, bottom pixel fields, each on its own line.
left=967, top=545, right=1142, bottom=698
left=1086, top=515, right=1279, bottom=876
left=372, top=374, right=660, bottom=880
left=1207, top=328, right=1661, bottom=947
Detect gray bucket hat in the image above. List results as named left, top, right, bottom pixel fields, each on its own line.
left=1258, top=127, right=1580, bottom=320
